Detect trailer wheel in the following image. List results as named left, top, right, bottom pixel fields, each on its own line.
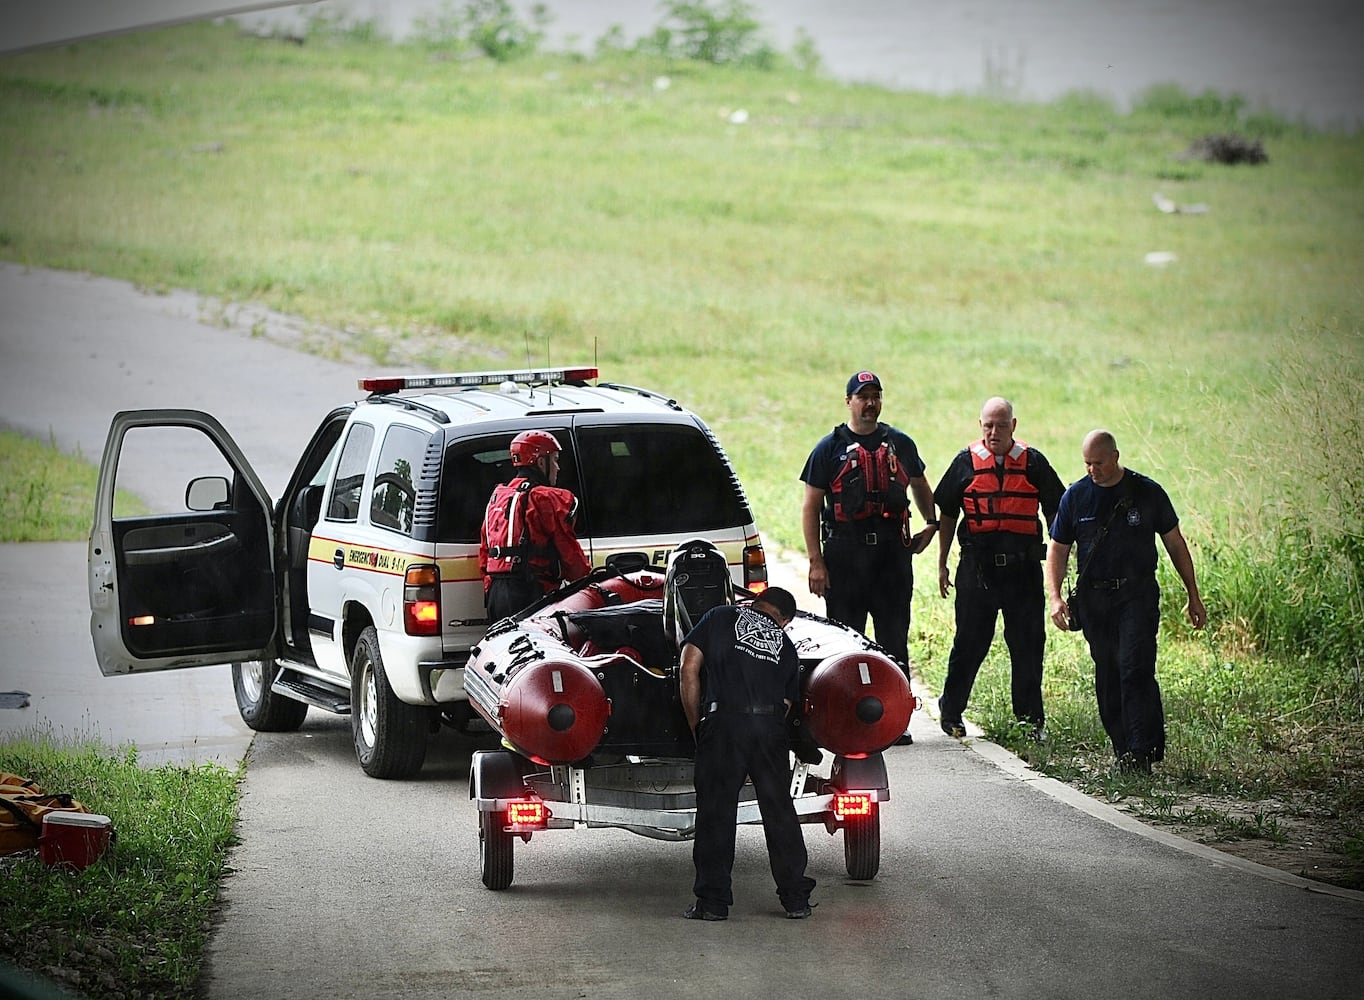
left=843, top=809, right=880, bottom=881
left=480, top=809, right=515, bottom=890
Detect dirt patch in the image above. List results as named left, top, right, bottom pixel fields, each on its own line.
left=1110, top=792, right=1364, bottom=892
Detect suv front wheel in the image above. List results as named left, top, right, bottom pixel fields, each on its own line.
left=350, top=626, right=428, bottom=779
left=232, top=659, right=308, bottom=732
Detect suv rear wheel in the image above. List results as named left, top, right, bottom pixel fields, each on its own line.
left=350, top=626, right=428, bottom=778
left=232, top=659, right=308, bottom=732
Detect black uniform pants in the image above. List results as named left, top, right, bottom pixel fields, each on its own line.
left=692, top=714, right=815, bottom=915
left=486, top=575, right=542, bottom=623
left=938, top=554, right=1046, bottom=727
left=1078, top=578, right=1165, bottom=761
left=822, top=533, right=913, bottom=671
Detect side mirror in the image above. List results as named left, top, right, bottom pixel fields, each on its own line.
left=186, top=476, right=230, bottom=511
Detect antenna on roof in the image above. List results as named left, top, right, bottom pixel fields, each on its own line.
left=522, top=330, right=537, bottom=400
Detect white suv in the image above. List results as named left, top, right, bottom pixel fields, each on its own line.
left=88, top=366, right=767, bottom=777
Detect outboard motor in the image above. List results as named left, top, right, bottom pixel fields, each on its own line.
left=664, top=538, right=735, bottom=646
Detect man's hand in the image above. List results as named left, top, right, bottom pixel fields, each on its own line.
left=1048, top=593, right=1070, bottom=631
left=909, top=524, right=937, bottom=555
left=1187, top=594, right=1207, bottom=629
left=938, top=563, right=952, bottom=598
left=807, top=557, right=829, bottom=598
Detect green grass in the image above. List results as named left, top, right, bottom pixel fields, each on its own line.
left=1, top=23, right=1357, bottom=542
left=0, top=16, right=1361, bottom=990
left=0, top=738, right=239, bottom=999
left=0, top=431, right=146, bottom=541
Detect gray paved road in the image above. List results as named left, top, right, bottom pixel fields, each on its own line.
left=213, top=715, right=1364, bottom=1000
left=2, top=263, right=1361, bottom=999
left=0, top=262, right=401, bottom=763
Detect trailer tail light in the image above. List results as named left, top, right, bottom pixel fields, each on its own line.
left=833, top=792, right=874, bottom=820
left=505, top=800, right=548, bottom=832
left=403, top=564, right=441, bottom=636
left=744, top=543, right=768, bottom=594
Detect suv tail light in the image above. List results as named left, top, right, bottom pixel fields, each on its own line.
left=743, top=544, right=768, bottom=593
left=403, top=564, right=441, bottom=636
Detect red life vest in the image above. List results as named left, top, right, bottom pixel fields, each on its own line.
left=961, top=440, right=1041, bottom=537
left=828, top=425, right=910, bottom=523
left=480, top=478, right=589, bottom=591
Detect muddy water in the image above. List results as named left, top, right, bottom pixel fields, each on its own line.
left=239, top=0, right=1362, bottom=128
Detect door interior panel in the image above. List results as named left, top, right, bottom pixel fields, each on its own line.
left=113, top=508, right=273, bottom=657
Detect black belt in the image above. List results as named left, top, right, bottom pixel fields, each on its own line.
left=1088, top=578, right=1128, bottom=591
left=965, top=549, right=1032, bottom=567
left=705, top=702, right=781, bottom=716
left=828, top=526, right=899, bottom=545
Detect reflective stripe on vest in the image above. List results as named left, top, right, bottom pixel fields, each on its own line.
left=961, top=440, right=1040, bottom=536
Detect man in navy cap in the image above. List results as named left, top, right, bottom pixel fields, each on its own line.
left=800, top=371, right=937, bottom=704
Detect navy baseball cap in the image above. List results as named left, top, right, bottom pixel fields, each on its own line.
left=846, top=371, right=882, bottom=396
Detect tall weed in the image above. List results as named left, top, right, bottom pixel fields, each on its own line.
left=1196, top=342, right=1364, bottom=709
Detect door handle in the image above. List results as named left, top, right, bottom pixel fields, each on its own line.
left=333, top=548, right=345, bottom=570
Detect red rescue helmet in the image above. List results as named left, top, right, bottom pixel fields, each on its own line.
left=510, top=430, right=562, bottom=468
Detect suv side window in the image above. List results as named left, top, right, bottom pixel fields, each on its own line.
left=369, top=424, right=428, bottom=535
left=326, top=422, right=375, bottom=522
left=574, top=424, right=747, bottom=536
left=437, top=429, right=575, bottom=544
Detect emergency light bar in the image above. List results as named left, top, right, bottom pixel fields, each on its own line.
left=359, top=366, right=599, bottom=394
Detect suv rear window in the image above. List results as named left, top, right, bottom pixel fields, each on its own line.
left=437, top=428, right=575, bottom=544
left=573, top=424, right=749, bottom=536
left=434, top=422, right=746, bottom=544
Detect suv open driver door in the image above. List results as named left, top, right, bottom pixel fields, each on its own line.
left=89, top=410, right=277, bottom=675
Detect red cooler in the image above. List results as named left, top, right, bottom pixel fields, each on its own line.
left=39, top=810, right=113, bottom=870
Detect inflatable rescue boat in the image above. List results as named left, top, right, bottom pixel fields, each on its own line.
left=463, top=542, right=915, bottom=767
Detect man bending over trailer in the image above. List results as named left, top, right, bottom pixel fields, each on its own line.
left=679, top=585, right=816, bottom=921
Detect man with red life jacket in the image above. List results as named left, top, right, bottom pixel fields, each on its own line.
left=934, top=397, right=1064, bottom=739
left=800, top=372, right=938, bottom=694
left=479, top=430, right=592, bottom=622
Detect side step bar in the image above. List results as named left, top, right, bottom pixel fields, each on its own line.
left=271, top=672, right=351, bottom=714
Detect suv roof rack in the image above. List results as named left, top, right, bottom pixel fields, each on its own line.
left=596, top=382, right=683, bottom=412
left=359, top=366, right=599, bottom=395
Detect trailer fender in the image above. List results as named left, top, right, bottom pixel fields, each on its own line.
left=470, top=749, right=528, bottom=803
left=830, top=752, right=889, bottom=796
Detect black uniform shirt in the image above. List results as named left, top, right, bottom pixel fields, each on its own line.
left=1051, top=470, right=1179, bottom=581
left=683, top=605, right=799, bottom=714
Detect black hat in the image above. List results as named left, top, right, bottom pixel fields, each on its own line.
left=846, top=371, right=882, bottom=396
